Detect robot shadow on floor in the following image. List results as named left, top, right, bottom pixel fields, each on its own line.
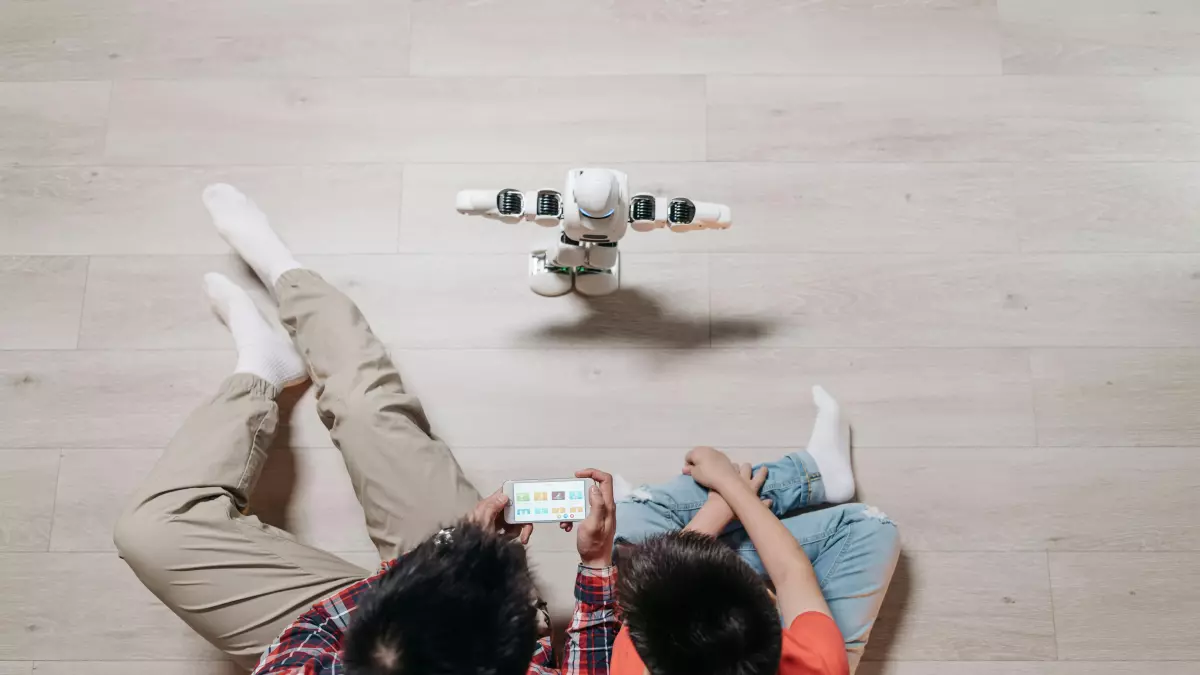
left=522, top=286, right=779, bottom=351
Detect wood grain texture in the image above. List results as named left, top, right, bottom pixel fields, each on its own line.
left=1050, top=552, right=1200, bottom=660
left=0, top=451, right=59, bottom=552
left=0, top=351, right=233, bottom=449
left=30, top=663, right=239, bottom=675
left=0, top=165, right=404, bottom=255
left=865, top=552, right=1056, bottom=661
left=79, top=254, right=710, bottom=350
left=104, top=77, right=705, bottom=165
left=396, top=348, right=1035, bottom=448
left=855, top=447, right=1200, bottom=552
left=707, top=76, right=1200, bottom=161
left=411, top=0, right=1000, bottom=76
left=0, top=0, right=409, bottom=80
left=0, top=83, right=110, bottom=165
left=0, top=553, right=222, bottom=660
left=0, top=257, right=88, bottom=349
left=0, top=664, right=30, bottom=675
left=1001, top=0, right=1200, bottom=75
left=1032, top=349, right=1200, bottom=446
left=49, top=449, right=156, bottom=552
left=710, top=253, right=1200, bottom=348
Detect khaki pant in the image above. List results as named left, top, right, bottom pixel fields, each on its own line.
left=114, top=270, right=481, bottom=669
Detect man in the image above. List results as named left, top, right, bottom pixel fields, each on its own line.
left=611, top=392, right=900, bottom=673
left=113, top=184, right=620, bottom=674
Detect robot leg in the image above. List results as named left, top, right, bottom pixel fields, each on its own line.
left=575, top=243, right=620, bottom=297
left=529, top=234, right=581, bottom=297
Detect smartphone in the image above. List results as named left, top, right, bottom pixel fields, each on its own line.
left=503, top=478, right=592, bottom=525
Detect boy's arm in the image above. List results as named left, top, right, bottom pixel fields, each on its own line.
left=684, top=447, right=832, bottom=625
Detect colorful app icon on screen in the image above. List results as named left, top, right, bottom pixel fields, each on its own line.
left=516, top=492, right=531, bottom=502
left=534, top=492, right=548, bottom=501
left=516, top=509, right=530, bottom=516
left=535, top=507, right=549, bottom=515
left=570, top=506, right=584, bottom=513
left=551, top=491, right=566, bottom=500
left=569, top=491, right=584, bottom=500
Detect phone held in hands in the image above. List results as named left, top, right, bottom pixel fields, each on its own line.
left=503, top=478, right=592, bottom=525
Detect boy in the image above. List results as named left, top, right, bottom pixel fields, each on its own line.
left=610, top=391, right=900, bottom=674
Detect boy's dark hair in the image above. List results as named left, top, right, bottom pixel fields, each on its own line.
left=617, top=531, right=782, bottom=675
left=343, top=520, right=538, bottom=675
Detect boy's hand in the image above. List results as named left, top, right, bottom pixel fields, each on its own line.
left=682, top=446, right=742, bottom=491
left=469, top=489, right=533, bottom=545
left=686, top=463, right=772, bottom=537
left=563, top=469, right=617, bottom=568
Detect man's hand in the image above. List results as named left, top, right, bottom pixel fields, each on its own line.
left=468, top=489, right=533, bottom=545
left=682, top=446, right=743, bottom=491
left=685, top=462, right=772, bottom=537
left=561, top=469, right=617, bottom=568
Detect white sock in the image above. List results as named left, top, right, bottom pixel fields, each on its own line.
left=806, top=385, right=855, bottom=504
left=204, top=273, right=308, bottom=389
left=202, top=183, right=302, bottom=291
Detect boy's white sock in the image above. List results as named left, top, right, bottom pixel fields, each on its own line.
left=202, top=183, right=302, bottom=291
left=806, top=385, right=855, bottom=504
left=205, top=273, right=308, bottom=389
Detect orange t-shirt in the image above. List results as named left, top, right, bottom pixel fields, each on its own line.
left=610, top=611, right=849, bottom=675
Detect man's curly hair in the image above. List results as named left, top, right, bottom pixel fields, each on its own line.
left=617, top=531, right=782, bottom=675
left=343, top=520, right=539, bottom=675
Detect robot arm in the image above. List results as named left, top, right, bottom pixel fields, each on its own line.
left=628, top=195, right=732, bottom=233
left=455, top=188, right=563, bottom=227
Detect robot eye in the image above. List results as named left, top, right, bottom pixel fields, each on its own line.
left=630, top=195, right=655, bottom=221
left=579, top=207, right=616, bottom=219
left=667, top=198, right=696, bottom=225
left=497, top=189, right=523, bottom=216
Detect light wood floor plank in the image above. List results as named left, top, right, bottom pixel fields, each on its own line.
left=396, top=348, right=1035, bottom=449
left=0, top=166, right=403, bottom=256
left=410, top=0, right=1000, bottom=77
left=0, top=451, right=59, bottom=552
left=1032, top=349, right=1200, bottom=446
left=858, top=663, right=1200, bottom=675
left=0, top=664, right=30, bottom=675
left=0, top=82, right=109, bottom=166
left=707, top=76, right=1200, bottom=161
left=0, top=0, right=409, bottom=80
left=0, top=553, right=222, bottom=660
left=0, top=257, right=88, bottom=350
left=855, top=447, right=1200, bottom=552
left=50, top=449, right=155, bottom=552
left=79, top=254, right=710, bottom=350
left=710, top=253, right=1200, bottom=348
left=1050, top=552, right=1200, bottom=660
left=0, top=351, right=231, bottom=449
left=865, top=552, right=1056, bottom=661
left=31, top=663, right=239, bottom=675
left=1000, top=0, right=1200, bottom=75
left=104, top=77, right=705, bottom=165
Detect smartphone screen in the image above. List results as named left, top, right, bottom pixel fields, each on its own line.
left=510, top=479, right=589, bottom=523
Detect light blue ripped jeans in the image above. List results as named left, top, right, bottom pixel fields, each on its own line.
left=614, top=450, right=900, bottom=668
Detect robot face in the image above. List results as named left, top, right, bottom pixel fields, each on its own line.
left=574, top=169, right=619, bottom=219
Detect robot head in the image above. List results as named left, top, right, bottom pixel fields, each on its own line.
left=573, top=169, right=619, bottom=219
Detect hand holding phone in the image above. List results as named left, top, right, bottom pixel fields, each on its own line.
left=469, top=489, right=533, bottom=545
left=503, top=478, right=593, bottom=525
left=569, top=469, right=617, bottom=569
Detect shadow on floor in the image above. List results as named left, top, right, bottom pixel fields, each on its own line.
left=859, top=551, right=913, bottom=666
left=524, top=286, right=779, bottom=350
left=248, top=383, right=307, bottom=531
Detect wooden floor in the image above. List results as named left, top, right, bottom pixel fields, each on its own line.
left=2, top=1, right=1199, bottom=672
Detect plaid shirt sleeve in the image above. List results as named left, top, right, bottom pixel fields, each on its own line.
left=252, top=560, right=396, bottom=675
left=528, top=565, right=621, bottom=675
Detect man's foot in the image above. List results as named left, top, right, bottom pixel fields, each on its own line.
left=806, top=386, right=855, bottom=504
left=205, top=273, right=308, bottom=388
left=202, top=183, right=301, bottom=291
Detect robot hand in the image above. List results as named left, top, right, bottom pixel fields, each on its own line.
left=455, top=188, right=562, bottom=227
left=628, top=195, right=732, bottom=233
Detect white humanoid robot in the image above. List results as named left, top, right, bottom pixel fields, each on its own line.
left=456, top=168, right=732, bottom=296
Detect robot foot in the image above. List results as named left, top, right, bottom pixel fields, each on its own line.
left=529, top=250, right=574, bottom=297
left=574, top=267, right=620, bottom=297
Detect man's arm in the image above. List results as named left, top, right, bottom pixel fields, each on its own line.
left=684, top=447, right=832, bottom=625
left=560, top=565, right=620, bottom=674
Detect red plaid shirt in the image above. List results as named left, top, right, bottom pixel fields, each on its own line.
left=253, top=561, right=618, bottom=675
